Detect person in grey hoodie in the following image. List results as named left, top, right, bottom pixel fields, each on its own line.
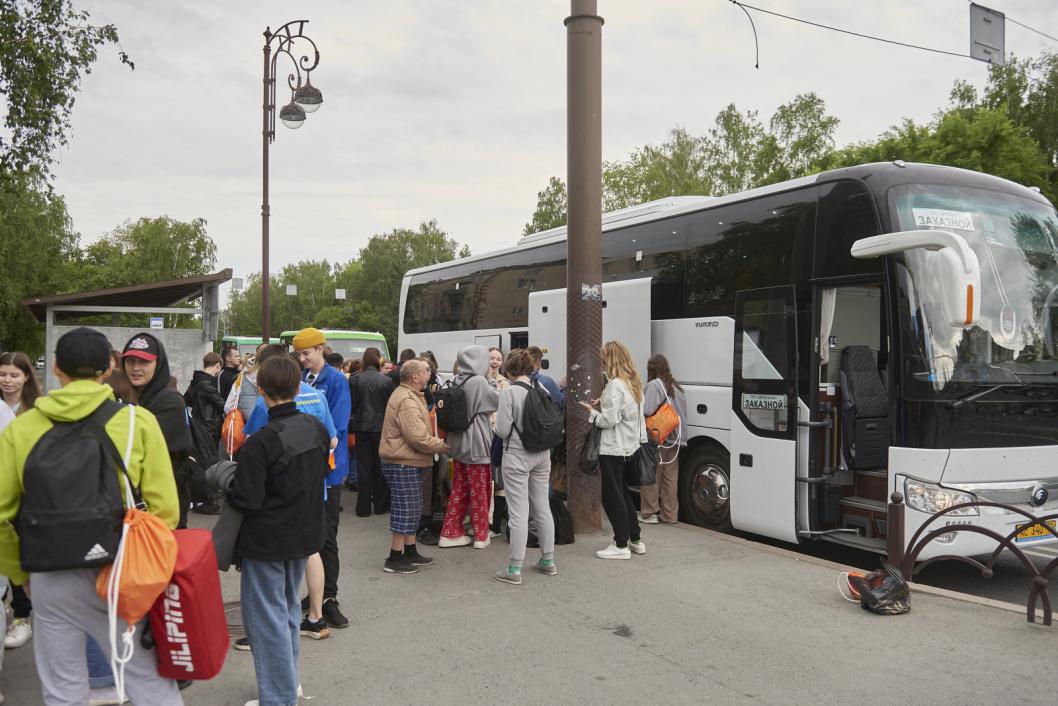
left=438, top=345, right=499, bottom=548
left=492, top=349, right=556, bottom=584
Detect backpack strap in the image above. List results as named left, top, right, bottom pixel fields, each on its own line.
left=505, top=380, right=536, bottom=450
left=80, top=401, right=144, bottom=509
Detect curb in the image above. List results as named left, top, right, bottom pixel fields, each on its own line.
left=668, top=519, right=1042, bottom=620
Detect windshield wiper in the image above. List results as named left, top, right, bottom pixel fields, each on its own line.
left=951, top=385, right=1007, bottom=409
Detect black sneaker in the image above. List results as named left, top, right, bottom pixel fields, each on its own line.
left=383, top=555, right=419, bottom=574
left=299, top=617, right=331, bottom=640
left=404, top=550, right=434, bottom=567
left=234, top=637, right=251, bottom=651
left=192, top=499, right=222, bottom=515
left=416, top=527, right=440, bottom=546
left=322, top=598, right=349, bottom=629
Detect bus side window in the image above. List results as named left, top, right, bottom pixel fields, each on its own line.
left=815, top=181, right=883, bottom=278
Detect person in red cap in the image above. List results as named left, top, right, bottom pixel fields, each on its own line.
left=122, top=333, right=195, bottom=528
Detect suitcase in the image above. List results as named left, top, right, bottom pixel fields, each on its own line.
left=148, top=529, right=229, bottom=679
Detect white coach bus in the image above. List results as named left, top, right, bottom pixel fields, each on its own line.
left=398, top=162, right=1058, bottom=558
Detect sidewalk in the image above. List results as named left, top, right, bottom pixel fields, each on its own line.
left=3, top=508, right=1056, bottom=705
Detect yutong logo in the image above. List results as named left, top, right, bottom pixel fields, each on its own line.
left=695, top=321, right=719, bottom=328
left=163, top=584, right=194, bottom=672
left=1031, top=486, right=1049, bottom=507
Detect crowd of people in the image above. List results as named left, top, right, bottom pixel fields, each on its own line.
left=0, top=327, right=687, bottom=706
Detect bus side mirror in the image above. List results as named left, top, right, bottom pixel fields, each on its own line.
left=851, top=229, right=981, bottom=328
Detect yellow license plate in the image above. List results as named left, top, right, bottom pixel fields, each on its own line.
left=1015, top=519, right=1057, bottom=542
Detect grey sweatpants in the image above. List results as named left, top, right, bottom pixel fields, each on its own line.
left=30, top=568, right=183, bottom=706
left=501, top=448, right=555, bottom=568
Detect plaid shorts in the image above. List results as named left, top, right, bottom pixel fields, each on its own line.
left=381, top=463, right=424, bottom=535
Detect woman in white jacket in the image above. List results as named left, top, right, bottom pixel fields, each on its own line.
left=580, top=341, right=647, bottom=560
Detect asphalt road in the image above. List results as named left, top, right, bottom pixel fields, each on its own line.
left=740, top=529, right=1058, bottom=608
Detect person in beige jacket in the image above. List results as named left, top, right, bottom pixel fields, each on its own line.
left=379, top=359, right=450, bottom=574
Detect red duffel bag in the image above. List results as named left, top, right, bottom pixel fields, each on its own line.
left=148, top=529, right=229, bottom=679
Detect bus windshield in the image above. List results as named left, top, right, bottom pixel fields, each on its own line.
left=891, top=184, right=1058, bottom=393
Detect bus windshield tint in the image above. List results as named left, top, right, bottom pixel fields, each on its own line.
left=891, top=184, right=1058, bottom=392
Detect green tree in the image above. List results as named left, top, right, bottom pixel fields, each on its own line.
left=0, top=0, right=133, bottom=182
left=0, top=178, right=79, bottom=353
left=523, top=176, right=567, bottom=235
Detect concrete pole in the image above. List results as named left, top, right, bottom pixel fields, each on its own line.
left=565, top=0, right=604, bottom=532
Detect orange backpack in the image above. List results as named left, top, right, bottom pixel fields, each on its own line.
left=221, top=409, right=246, bottom=457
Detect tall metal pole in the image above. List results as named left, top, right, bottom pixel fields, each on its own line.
left=261, top=30, right=272, bottom=342
left=565, top=0, right=604, bottom=531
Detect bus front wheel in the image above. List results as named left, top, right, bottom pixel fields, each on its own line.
left=679, top=445, right=732, bottom=531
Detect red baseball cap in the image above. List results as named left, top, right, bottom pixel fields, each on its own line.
left=122, top=335, right=159, bottom=361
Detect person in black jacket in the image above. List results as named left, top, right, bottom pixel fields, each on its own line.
left=218, top=344, right=242, bottom=401
left=184, top=352, right=226, bottom=439
left=350, top=347, right=394, bottom=516
left=228, top=355, right=328, bottom=706
left=387, top=348, right=417, bottom=388
left=123, top=332, right=195, bottom=528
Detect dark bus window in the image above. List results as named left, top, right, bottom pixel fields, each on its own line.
left=403, top=272, right=482, bottom=333
left=685, top=188, right=816, bottom=318
left=602, top=215, right=688, bottom=319
left=815, top=180, right=882, bottom=278
left=474, top=243, right=566, bottom=330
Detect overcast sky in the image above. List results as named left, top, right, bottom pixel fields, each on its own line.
left=52, top=0, right=1057, bottom=290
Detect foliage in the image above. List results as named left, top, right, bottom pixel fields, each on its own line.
left=523, top=93, right=839, bottom=233
left=223, top=220, right=467, bottom=354
left=0, top=176, right=79, bottom=353
left=0, top=0, right=133, bottom=182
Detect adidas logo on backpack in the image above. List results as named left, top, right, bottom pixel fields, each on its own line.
left=83, top=544, right=110, bottom=561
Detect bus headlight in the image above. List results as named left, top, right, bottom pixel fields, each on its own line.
left=904, top=479, right=979, bottom=516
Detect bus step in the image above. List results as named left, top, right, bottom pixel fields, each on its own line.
left=839, top=496, right=886, bottom=512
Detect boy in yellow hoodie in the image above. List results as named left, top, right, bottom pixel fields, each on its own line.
left=0, top=327, right=182, bottom=705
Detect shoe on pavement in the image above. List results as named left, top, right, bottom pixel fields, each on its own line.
left=300, top=617, right=331, bottom=640
left=530, top=560, right=558, bottom=575
left=438, top=534, right=472, bottom=548
left=88, top=686, right=129, bottom=705
left=234, top=636, right=251, bottom=651
left=192, top=499, right=222, bottom=515
left=404, top=549, right=434, bottom=567
left=494, top=567, right=522, bottom=585
left=488, top=529, right=502, bottom=538
left=473, top=536, right=491, bottom=549
left=322, top=598, right=349, bottom=629
left=416, top=527, right=440, bottom=546
left=384, top=555, right=419, bottom=574
left=245, top=686, right=302, bottom=706
left=596, top=543, right=632, bottom=560
left=628, top=539, right=646, bottom=555
left=4, top=617, right=31, bottom=648
left=637, top=512, right=659, bottom=524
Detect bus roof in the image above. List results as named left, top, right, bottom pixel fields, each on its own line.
left=278, top=329, right=386, bottom=340
left=405, top=162, right=1052, bottom=279
left=221, top=335, right=279, bottom=344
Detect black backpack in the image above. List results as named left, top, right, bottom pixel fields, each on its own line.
left=434, top=378, right=473, bottom=433
left=17, top=400, right=131, bottom=572
left=512, top=380, right=565, bottom=452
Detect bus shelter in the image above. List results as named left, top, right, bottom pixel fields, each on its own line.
left=21, top=269, right=232, bottom=392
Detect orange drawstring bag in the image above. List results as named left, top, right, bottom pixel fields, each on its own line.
left=93, top=406, right=179, bottom=702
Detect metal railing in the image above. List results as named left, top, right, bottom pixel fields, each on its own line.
left=886, top=492, right=1057, bottom=626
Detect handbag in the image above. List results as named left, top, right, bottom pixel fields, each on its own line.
left=579, top=423, right=602, bottom=476
left=849, top=561, right=911, bottom=615
left=627, top=442, right=657, bottom=487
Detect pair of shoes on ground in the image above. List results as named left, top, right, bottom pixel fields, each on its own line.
left=4, top=617, right=31, bottom=648
left=438, top=534, right=491, bottom=549
left=384, top=549, right=435, bottom=574
left=595, top=540, right=646, bottom=560
left=494, top=560, right=558, bottom=585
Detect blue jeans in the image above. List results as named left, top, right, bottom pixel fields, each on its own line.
left=86, top=636, right=114, bottom=689
left=241, top=558, right=306, bottom=706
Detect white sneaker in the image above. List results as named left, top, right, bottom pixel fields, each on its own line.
left=628, top=539, right=646, bottom=555
left=473, top=536, right=491, bottom=549
left=88, top=686, right=129, bottom=705
left=638, top=512, right=659, bottom=524
left=438, top=535, right=472, bottom=548
left=595, top=543, right=632, bottom=560
left=245, top=685, right=302, bottom=706
left=4, top=617, right=31, bottom=648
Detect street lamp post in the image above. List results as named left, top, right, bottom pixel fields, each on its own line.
left=261, top=20, right=323, bottom=341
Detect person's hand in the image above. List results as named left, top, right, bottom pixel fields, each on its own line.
left=579, top=401, right=595, bottom=414
left=560, top=376, right=568, bottom=388
left=441, top=443, right=452, bottom=454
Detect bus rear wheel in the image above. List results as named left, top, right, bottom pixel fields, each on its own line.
left=679, top=445, right=732, bottom=531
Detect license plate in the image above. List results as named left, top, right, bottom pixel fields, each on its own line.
left=1015, top=519, right=1057, bottom=542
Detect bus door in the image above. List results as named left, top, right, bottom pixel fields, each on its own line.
left=729, top=286, right=800, bottom=542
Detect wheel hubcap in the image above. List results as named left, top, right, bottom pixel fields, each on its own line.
left=693, top=464, right=730, bottom=525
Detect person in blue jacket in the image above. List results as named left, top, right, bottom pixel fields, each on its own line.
left=293, top=328, right=352, bottom=631
left=236, top=343, right=340, bottom=646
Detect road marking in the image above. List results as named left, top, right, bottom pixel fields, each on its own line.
left=1023, top=547, right=1058, bottom=560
